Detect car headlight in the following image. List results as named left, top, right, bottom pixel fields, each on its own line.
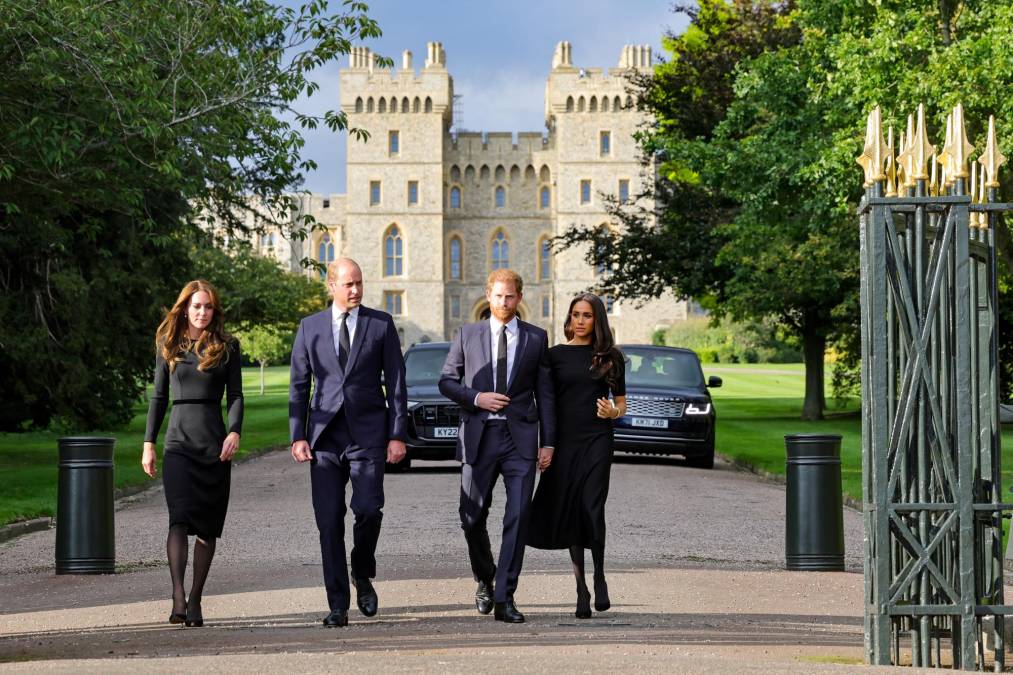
left=407, top=400, right=423, bottom=410
left=685, top=402, right=711, bottom=415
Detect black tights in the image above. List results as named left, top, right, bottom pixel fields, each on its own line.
left=167, top=525, right=217, bottom=612
left=568, top=544, right=606, bottom=587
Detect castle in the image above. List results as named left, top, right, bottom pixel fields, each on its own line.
left=255, top=41, right=687, bottom=347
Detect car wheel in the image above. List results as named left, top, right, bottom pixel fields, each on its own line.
left=685, top=437, right=715, bottom=470
left=386, top=457, right=412, bottom=473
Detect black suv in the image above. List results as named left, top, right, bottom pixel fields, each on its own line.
left=398, top=341, right=458, bottom=470
left=613, top=345, right=721, bottom=469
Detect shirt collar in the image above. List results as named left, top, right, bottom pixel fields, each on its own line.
left=489, top=315, right=518, bottom=335
left=332, top=304, right=359, bottom=322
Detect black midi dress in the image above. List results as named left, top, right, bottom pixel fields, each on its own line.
left=144, top=340, right=244, bottom=539
left=527, top=344, right=625, bottom=550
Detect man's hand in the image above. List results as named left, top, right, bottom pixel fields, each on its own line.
left=387, top=439, right=407, bottom=464
left=291, top=440, right=312, bottom=463
left=476, top=392, right=511, bottom=413
left=537, top=446, right=554, bottom=472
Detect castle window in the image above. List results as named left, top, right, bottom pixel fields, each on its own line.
left=619, top=179, right=629, bottom=203
left=367, top=97, right=374, bottom=113
left=370, top=181, right=381, bottom=206
left=402, top=96, right=409, bottom=113
left=450, top=186, right=461, bottom=209
left=566, top=96, right=574, bottom=112
left=614, top=95, right=622, bottom=111
left=450, top=294, right=461, bottom=319
left=491, top=230, right=509, bottom=270
left=449, top=236, right=462, bottom=280
left=601, top=97, right=609, bottom=112
left=578, top=96, right=585, bottom=112
left=580, top=180, right=591, bottom=204
left=495, top=186, right=505, bottom=208
left=407, top=180, right=418, bottom=205
left=389, top=96, right=397, bottom=113
left=600, top=131, right=611, bottom=156
left=541, top=295, right=550, bottom=318
left=389, top=130, right=399, bottom=155
left=425, top=96, right=433, bottom=113
left=625, top=95, right=633, bottom=109
left=355, top=97, right=363, bottom=113
left=538, top=236, right=551, bottom=280
left=378, top=98, right=386, bottom=113
left=413, top=97, right=421, bottom=113
left=589, top=96, right=598, bottom=113
left=384, top=225, right=403, bottom=276
left=384, top=291, right=404, bottom=316
left=322, top=198, right=330, bottom=208
left=540, top=186, right=550, bottom=209
left=604, top=294, right=615, bottom=315
left=317, top=234, right=335, bottom=278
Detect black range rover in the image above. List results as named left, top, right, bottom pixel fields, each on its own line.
left=613, top=345, right=721, bottom=469
left=397, top=341, right=459, bottom=471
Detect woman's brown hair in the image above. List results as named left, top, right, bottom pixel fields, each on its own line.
left=155, top=280, right=231, bottom=372
left=563, top=292, right=624, bottom=390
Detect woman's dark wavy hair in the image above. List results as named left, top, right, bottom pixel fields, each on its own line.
left=562, top=292, right=624, bottom=390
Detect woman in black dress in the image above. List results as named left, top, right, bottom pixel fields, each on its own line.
left=528, top=293, right=626, bottom=619
left=142, top=279, right=243, bottom=627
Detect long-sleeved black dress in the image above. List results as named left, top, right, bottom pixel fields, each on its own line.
left=527, top=344, right=625, bottom=550
left=145, top=340, right=244, bottom=539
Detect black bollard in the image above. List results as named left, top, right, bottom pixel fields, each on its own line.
left=56, top=437, right=116, bottom=574
left=784, top=433, right=845, bottom=571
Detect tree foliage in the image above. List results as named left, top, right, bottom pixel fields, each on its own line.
left=236, top=326, right=290, bottom=395
left=0, top=0, right=384, bottom=430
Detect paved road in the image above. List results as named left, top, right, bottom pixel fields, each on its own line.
left=0, top=451, right=874, bottom=672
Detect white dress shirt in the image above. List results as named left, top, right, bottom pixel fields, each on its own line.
left=480, top=315, right=518, bottom=420
left=331, top=304, right=359, bottom=363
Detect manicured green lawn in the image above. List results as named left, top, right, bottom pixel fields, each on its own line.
left=0, top=366, right=293, bottom=526
left=706, top=364, right=1013, bottom=503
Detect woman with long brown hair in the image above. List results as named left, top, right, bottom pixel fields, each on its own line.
left=142, top=279, right=243, bottom=628
left=527, top=292, right=626, bottom=619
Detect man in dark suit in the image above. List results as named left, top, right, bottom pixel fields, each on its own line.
left=439, top=269, right=555, bottom=623
left=289, top=257, right=407, bottom=628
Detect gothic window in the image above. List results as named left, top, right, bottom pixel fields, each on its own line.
left=384, top=224, right=403, bottom=276
left=355, top=97, right=363, bottom=113
left=540, top=186, right=550, bottom=209
left=589, top=96, right=598, bottom=113
left=619, top=179, right=629, bottom=203
left=367, top=97, right=374, bottom=113
left=317, top=234, right=335, bottom=278
left=566, top=96, right=574, bottom=112
left=449, top=236, right=462, bottom=280
left=369, top=181, right=381, bottom=205
left=425, top=96, right=433, bottom=113
left=491, top=230, right=509, bottom=270
left=407, top=180, right=418, bottom=205
left=600, top=131, right=611, bottom=156
left=401, top=96, right=409, bottom=113
left=580, top=179, right=591, bottom=204
left=601, top=96, right=609, bottom=112
left=495, top=186, right=505, bottom=208
left=389, top=130, right=399, bottom=155
left=378, top=98, right=386, bottom=113
left=450, top=186, right=461, bottom=209
left=413, top=97, right=421, bottom=113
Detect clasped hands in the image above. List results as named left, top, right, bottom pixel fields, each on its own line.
left=290, top=439, right=407, bottom=464
left=596, top=397, right=620, bottom=419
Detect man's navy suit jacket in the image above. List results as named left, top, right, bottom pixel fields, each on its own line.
left=289, top=305, right=407, bottom=450
left=438, top=319, right=556, bottom=465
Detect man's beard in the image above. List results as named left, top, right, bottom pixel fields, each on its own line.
left=491, top=305, right=515, bottom=322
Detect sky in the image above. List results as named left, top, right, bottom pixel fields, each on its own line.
left=281, top=1, right=688, bottom=194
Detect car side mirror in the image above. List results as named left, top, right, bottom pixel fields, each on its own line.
left=707, top=375, right=723, bottom=388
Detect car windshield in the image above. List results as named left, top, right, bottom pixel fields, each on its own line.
left=404, top=347, right=450, bottom=387
left=622, top=348, right=704, bottom=388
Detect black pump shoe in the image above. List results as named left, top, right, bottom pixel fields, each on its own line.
left=593, top=577, right=610, bottom=613
left=575, top=586, right=591, bottom=619
left=169, top=600, right=186, bottom=624
left=184, top=601, right=203, bottom=627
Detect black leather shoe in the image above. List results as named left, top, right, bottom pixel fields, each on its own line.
left=322, top=609, right=349, bottom=627
left=353, top=578, right=378, bottom=617
left=494, top=600, right=525, bottom=623
left=475, top=580, right=494, bottom=615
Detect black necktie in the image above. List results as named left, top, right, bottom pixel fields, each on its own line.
left=496, top=326, right=508, bottom=394
left=338, top=312, right=350, bottom=371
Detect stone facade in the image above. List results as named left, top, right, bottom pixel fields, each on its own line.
left=256, top=41, right=687, bottom=347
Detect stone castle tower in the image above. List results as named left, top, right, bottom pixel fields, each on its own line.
left=259, top=41, right=687, bottom=346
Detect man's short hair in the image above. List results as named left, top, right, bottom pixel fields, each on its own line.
left=485, top=268, right=523, bottom=294
left=326, top=257, right=361, bottom=283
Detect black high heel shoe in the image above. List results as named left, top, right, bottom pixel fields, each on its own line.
left=184, top=601, right=203, bottom=627
left=575, top=585, right=592, bottom=619
left=169, top=600, right=187, bottom=624
left=593, top=577, right=610, bottom=613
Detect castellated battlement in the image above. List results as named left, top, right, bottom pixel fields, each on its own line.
left=543, top=42, right=652, bottom=119
left=340, top=42, right=453, bottom=114
left=448, top=131, right=550, bottom=157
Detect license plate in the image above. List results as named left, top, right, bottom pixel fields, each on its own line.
left=434, top=427, right=458, bottom=438
left=631, top=417, right=668, bottom=429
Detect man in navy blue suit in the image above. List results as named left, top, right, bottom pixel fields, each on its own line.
left=439, top=269, right=555, bottom=623
left=289, top=257, right=407, bottom=628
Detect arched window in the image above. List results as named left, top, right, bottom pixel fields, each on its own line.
left=450, top=186, right=461, bottom=209
left=538, top=236, right=551, bottom=280
left=625, top=95, right=633, bottom=110
left=389, top=96, right=397, bottom=112
left=425, top=96, right=433, bottom=113
left=367, top=97, right=374, bottom=113
left=401, top=96, right=409, bottom=113
left=577, top=96, right=585, bottom=112
left=413, top=97, right=421, bottom=113
left=384, top=225, right=403, bottom=276
left=495, top=186, right=505, bottom=208
left=589, top=96, right=598, bottom=112
left=491, top=230, right=509, bottom=270
left=449, top=236, right=462, bottom=280
left=317, top=234, right=335, bottom=278
left=378, top=98, right=386, bottom=113
left=355, top=97, right=363, bottom=113
left=539, top=165, right=551, bottom=182
left=540, top=186, right=550, bottom=209
left=601, top=96, right=609, bottom=112
left=566, top=96, right=574, bottom=112
left=614, top=95, right=622, bottom=111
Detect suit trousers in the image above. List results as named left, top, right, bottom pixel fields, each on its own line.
left=310, top=410, right=385, bottom=611
left=459, top=420, right=536, bottom=603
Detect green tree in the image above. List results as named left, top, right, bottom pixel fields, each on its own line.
left=0, top=1, right=386, bottom=430
left=238, top=326, right=289, bottom=395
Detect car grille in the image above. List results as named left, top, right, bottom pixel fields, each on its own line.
left=625, top=396, right=684, bottom=418
left=411, top=403, right=460, bottom=428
